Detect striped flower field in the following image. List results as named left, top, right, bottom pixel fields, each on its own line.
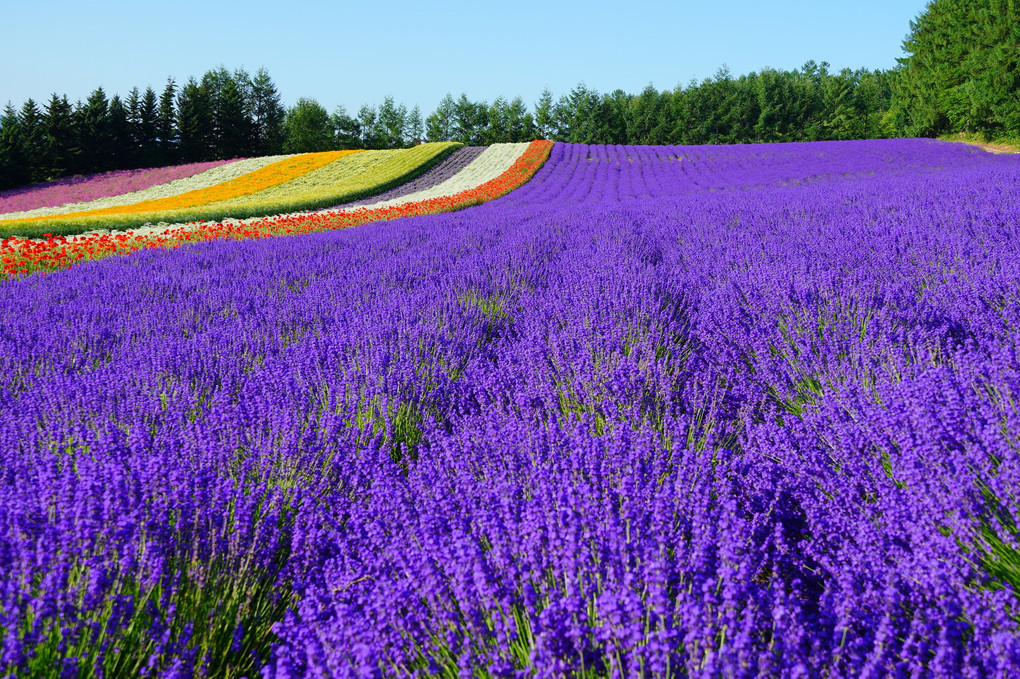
left=0, top=141, right=549, bottom=276
left=2, top=138, right=1020, bottom=677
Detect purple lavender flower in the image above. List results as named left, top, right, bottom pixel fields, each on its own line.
left=2, top=139, right=1020, bottom=676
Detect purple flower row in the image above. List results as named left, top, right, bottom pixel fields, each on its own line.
left=1, top=139, right=1019, bottom=677
left=0, top=158, right=240, bottom=214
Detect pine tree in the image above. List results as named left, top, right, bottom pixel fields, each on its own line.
left=887, top=0, right=1018, bottom=137
left=157, top=78, right=178, bottom=165
left=505, top=96, right=534, bottom=143
left=44, top=94, right=75, bottom=178
left=561, top=83, right=602, bottom=144
left=216, top=74, right=250, bottom=159
left=176, top=77, right=212, bottom=163
left=377, top=96, right=408, bottom=148
left=19, top=98, right=46, bottom=182
left=125, top=87, right=142, bottom=165
left=108, top=95, right=132, bottom=169
left=284, top=98, right=334, bottom=153
left=251, top=67, right=285, bottom=155
left=485, top=97, right=511, bottom=144
left=137, top=87, right=160, bottom=167
left=357, top=104, right=381, bottom=149
left=406, top=105, right=424, bottom=144
left=453, top=94, right=487, bottom=145
left=533, top=88, right=556, bottom=140
left=331, top=105, right=361, bottom=150
left=76, top=87, right=113, bottom=173
left=425, top=93, right=455, bottom=142
left=0, top=104, right=31, bottom=189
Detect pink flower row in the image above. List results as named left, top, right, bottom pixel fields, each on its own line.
left=0, top=159, right=242, bottom=214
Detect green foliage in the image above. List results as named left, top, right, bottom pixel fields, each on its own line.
left=44, top=94, right=75, bottom=179
left=283, top=97, right=333, bottom=153
left=331, top=104, right=362, bottom=150
left=76, top=87, right=114, bottom=172
left=251, top=67, right=286, bottom=156
left=891, top=0, right=1020, bottom=138
left=426, top=92, right=456, bottom=143
left=0, top=103, right=31, bottom=190
left=453, top=93, right=488, bottom=145
left=176, top=77, right=212, bottom=163
left=107, top=94, right=131, bottom=170
left=156, top=78, right=178, bottom=165
left=377, top=95, right=408, bottom=148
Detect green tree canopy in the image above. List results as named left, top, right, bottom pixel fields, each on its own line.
left=892, top=0, right=1020, bottom=138
left=284, top=98, right=334, bottom=153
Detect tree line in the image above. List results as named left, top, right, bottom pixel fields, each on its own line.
left=0, top=66, right=287, bottom=190
left=0, top=62, right=896, bottom=191
left=209, top=62, right=896, bottom=152
left=1, top=0, right=1015, bottom=191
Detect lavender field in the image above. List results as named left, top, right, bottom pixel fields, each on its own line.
left=2, top=139, right=1020, bottom=677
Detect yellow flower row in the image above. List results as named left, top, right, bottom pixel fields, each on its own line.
left=15, top=151, right=358, bottom=223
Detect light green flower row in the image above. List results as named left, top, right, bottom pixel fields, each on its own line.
left=2, top=143, right=460, bottom=239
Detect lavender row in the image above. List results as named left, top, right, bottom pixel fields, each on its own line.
left=342, top=146, right=487, bottom=207
left=1, top=139, right=1019, bottom=677
left=0, top=159, right=240, bottom=215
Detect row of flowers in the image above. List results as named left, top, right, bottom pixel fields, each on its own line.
left=350, top=142, right=531, bottom=210
left=0, top=144, right=464, bottom=238
left=0, top=158, right=240, bottom=216
left=1, top=151, right=356, bottom=232
left=197, top=142, right=460, bottom=215
left=0, top=141, right=553, bottom=279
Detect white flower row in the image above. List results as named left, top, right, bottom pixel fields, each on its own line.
left=347, top=143, right=531, bottom=210
left=0, top=155, right=295, bottom=221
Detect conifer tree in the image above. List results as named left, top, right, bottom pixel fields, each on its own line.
left=76, top=87, right=113, bottom=173
left=125, top=87, right=142, bottom=164
left=216, top=74, right=250, bottom=159
left=251, top=67, right=285, bottom=155
left=406, top=105, right=424, bottom=144
left=176, top=77, right=212, bottom=162
left=331, top=104, right=361, bottom=150
left=0, top=104, right=30, bottom=189
left=425, top=93, right=455, bottom=142
left=44, top=94, right=75, bottom=178
left=108, top=95, right=132, bottom=169
left=156, top=78, right=178, bottom=165
left=137, top=87, right=159, bottom=167
left=452, top=94, right=487, bottom=145
left=19, top=99, right=46, bottom=182
left=377, top=96, right=407, bottom=148
left=283, top=98, right=334, bottom=152
left=505, top=96, right=534, bottom=143
left=533, top=89, right=556, bottom=140
left=357, top=104, right=381, bottom=149
left=890, top=0, right=1018, bottom=138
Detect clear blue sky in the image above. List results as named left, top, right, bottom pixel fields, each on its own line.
left=2, top=0, right=927, bottom=115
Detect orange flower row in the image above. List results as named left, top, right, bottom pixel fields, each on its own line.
left=0, top=141, right=553, bottom=280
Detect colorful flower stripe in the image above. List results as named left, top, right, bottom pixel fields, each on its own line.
left=200, top=142, right=459, bottom=211
left=0, top=159, right=238, bottom=215
left=346, top=143, right=532, bottom=210
left=0, top=146, right=461, bottom=239
left=344, top=146, right=488, bottom=207
left=0, top=156, right=291, bottom=221
left=0, top=141, right=553, bottom=279
left=0, top=151, right=356, bottom=231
